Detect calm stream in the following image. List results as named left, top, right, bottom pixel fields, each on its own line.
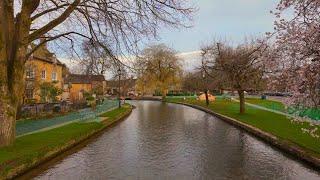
left=31, top=101, right=319, bottom=179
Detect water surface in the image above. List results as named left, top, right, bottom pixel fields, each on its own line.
left=33, top=101, right=320, bottom=179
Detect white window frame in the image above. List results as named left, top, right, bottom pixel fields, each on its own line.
left=26, top=68, right=35, bottom=79
left=51, top=72, right=57, bottom=81
left=41, top=70, right=46, bottom=79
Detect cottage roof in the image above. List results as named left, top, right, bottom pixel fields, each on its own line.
left=65, top=74, right=105, bottom=84
left=106, top=79, right=136, bottom=87
left=32, top=56, right=64, bottom=66
left=28, top=42, right=64, bottom=66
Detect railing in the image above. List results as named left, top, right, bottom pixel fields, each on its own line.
left=16, top=100, right=118, bottom=136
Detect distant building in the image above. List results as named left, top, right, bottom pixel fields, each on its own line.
left=63, top=74, right=106, bottom=102
left=198, top=93, right=216, bottom=101
left=24, top=43, right=65, bottom=103
left=105, top=78, right=137, bottom=96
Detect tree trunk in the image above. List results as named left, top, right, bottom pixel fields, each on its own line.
left=238, top=90, right=245, bottom=114
left=0, top=98, right=17, bottom=147
left=162, top=89, right=167, bottom=101
left=0, top=0, right=31, bottom=146
left=205, top=89, right=209, bottom=106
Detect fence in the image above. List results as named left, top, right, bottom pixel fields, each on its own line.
left=16, top=100, right=118, bottom=136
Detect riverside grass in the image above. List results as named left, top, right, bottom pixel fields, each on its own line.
left=166, top=97, right=320, bottom=157
left=0, top=104, right=132, bottom=179
left=245, top=98, right=286, bottom=112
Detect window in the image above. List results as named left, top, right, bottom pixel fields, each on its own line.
left=41, top=70, right=46, bottom=79
left=26, top=68, right=35, bottom=79
left=51, top=72, right=57, bottom=81
left=25, top=89, right=34, bottom=99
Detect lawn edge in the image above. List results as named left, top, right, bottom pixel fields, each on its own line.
left=169, top=101, right=320, bottom=170
left=5, top=105, right=133, bottom=180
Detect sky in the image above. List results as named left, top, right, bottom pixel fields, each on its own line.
left=60, top=0, right=279, bottom=75
left=155, top=0, right=278, bottom=53
left=148, top=0, right=279, bottom=72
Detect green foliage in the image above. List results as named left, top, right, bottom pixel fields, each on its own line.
left=83, top=91, right=94, bottom=101
left=135, top=44, right=182, bottom=97
left=167, top=92, right=196, bottom=96
left=288, top=106, right=320, bottom=121
left=24, top=99, right=36, bottom=105
left=39, top=82, right=62, bottom=103
left=83, top=91, right=96, bottom=109
left=92, top=86, right=104, bottom=96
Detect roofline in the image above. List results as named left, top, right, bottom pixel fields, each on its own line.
left=31, top=56, right=64, bottom=66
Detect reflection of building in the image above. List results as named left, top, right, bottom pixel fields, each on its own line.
left=63, top=74, right=106, bottom=102
left=105, top=79, right=137, bottom=96
left=24, top=43, right=65, bottom=103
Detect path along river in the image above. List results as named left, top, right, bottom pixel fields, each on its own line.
left=28, top=101, right=320, bottom=179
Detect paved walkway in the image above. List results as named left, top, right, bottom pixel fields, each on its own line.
left=16, top=100, right=118, bottom=137
left=232, top=98, right=320, bottom=125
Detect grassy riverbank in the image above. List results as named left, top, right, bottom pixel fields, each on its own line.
left=0, top=104, right=132, bottom=179
left=245, top=98, right=286, bottom=112
left=166, top=98, right=320, bottom=157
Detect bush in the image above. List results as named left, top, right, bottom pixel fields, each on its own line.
left=25, top=99, right=36, bottom=104
left=53, top=105, right=61, bottom=113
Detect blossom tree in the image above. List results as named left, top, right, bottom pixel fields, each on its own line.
left=272, top=0, right=320, bottom=108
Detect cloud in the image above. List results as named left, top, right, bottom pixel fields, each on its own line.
left=178, top=50, right=202, bottom=72
left=177, top=50, right=202, bottom=57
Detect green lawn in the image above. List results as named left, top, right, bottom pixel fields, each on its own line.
left=0, top=105, right=132, bottom=179
left=166, top=97, right=320, bottom=157
left=245, top=98, right=286, bottom=112
left=244, top=98, right=319, bottom=120
left=100, top=104, right=131, bottom=120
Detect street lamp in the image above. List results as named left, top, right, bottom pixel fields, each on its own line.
left=118, top=67, right=121, bottom=108
left=202, top=70, right=209, bottom=106
left=217, top=42, right=221, bottom=55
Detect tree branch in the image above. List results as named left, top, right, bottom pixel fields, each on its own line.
left=28, top=0, right=81, bottom=42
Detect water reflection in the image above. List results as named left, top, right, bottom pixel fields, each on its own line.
left=33, top=101, right=319, bottom=180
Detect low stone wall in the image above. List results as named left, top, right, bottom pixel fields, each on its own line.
left=173, top=102, right=320, bottom=170
left=8, top=107, right=133, bottom=180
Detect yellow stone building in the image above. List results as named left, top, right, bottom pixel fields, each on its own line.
left=63, top=74, right=106, bottom=102
left=24, top=44, right=65, bottom=103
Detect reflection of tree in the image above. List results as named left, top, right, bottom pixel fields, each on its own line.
left=179, top=109, right=249, bottom=178
left=134, top=102, right=184, bottom=166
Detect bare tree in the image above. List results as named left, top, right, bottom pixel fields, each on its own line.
left=182, top=72, right=204, bottom=93
left=79, top=40, right=112, bottom=75
left=202, top=41, right=267, bottom=114
left=0, top=0, right=194, bottom=146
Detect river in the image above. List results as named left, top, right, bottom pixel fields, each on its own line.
left=29, top=101, right=319, bottom=179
